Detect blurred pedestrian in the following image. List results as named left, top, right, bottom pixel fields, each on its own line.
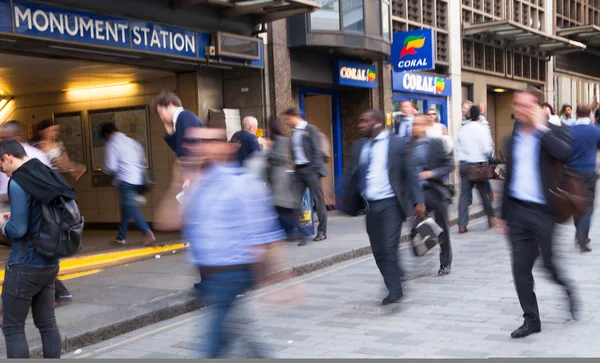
left=36, top=119, right=86, bottom=181
left=412, top=115, right=454, bottom=275
left=266, top=116, right=309, bottom=246
left=568, top=104, right=600, bottom=252
left=456, top=106, right=495, bottom=233
left=425, top=107, right=453, bottom=152
left=393, top=100, right=417, bottom=138
left=231, top=116, right=260, bottom=165
left=283, top=108, right=328, bottom=244
left=461, top=100, right=473, bottom=125
left=99, top=122, right=155, bottom=247
left=493, top=86, right=580, bottom=338
left=560, top=104, right=576, bottom=126
left=180, top=126, right=291, bottom=358
left=343, top=110, right=425, bottom=305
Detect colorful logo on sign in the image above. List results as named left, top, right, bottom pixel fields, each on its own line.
left=434, top=77, right=445, bottom=94
left=391, top=29, right=435, bottom=72
left=367, top=69, right=376, bottom=82
left=400, top=35, right=426, bottom=58
left=335, top=60, right=377, bottom=89
left=392, top=71, right=452, bottom=97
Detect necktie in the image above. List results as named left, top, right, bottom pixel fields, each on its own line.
left=358, top=139, right=378, bottom=193
left=401, top=118, right=412, bottom=138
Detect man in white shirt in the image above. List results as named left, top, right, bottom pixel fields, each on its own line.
left=456, top=113, right=496, bottom=233
left=99, top=122, right=155, bottom=247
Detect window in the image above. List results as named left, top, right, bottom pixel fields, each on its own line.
left=382, top=0, right=390, bottom=40
left=342, top=0, right=364, bottom=33
left=310, top=0, right=340, bottom=31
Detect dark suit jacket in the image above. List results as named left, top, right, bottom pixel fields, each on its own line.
left=419, top=138, right=454, bottom=201
left=501, top=122, right=573, bottom=221
left=164, top=110, right=205, bottom=157
left=291, top=124, right=328, bottom=177
left=342, top=134, right=424, bottom=218
left=231, top=130, right=260, bottom=164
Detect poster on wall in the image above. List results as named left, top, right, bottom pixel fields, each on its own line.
left=52, top=111, right=85, bottom=165
left=88, top=106, right=150, bottom=172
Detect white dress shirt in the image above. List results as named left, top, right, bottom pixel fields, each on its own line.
left=104, top=132, right=146, bottom=186
left=456, top=121, right=493, bottom=163
left=172, top=107, right=185, bottom=132
left=292, top=120, right=310, bottom=165
left=361, top=130, right=395, bottom=201
left=0, top=142, right=52, bottom=195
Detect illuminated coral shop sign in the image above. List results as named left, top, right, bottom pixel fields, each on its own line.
left=390, top=29, right=435, bottom=72
left=334, top=60, right=377, bottom=89
left=392, top=71, right=452, bottom=97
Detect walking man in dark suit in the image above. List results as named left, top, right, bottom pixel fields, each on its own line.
left=493, top=86, right=580, bottom=339
left=283, top=108, right=328, bottom=244
left=411, top=115, right=454, bottom=275
left=343, top=110, right=425, bottom=305
left=152, top=91, right=205, bottom=157
left=393, top=100, right=417, bottom=138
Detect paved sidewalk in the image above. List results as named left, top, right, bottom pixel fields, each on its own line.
left=1, top=182, right=502, bottom=358
left=67, top=208, right=600, bottom=359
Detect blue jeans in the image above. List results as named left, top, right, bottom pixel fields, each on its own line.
left=198, top=268, right=254, bottom=358
left=117, top=182, right=151, bottom=241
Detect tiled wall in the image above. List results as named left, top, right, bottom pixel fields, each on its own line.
left=3, top=76, right=178, bottom=224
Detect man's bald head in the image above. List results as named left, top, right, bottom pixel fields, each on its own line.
left=242, top=116, right=258, bottom=135
left=1, top=121, right=25, bottom=141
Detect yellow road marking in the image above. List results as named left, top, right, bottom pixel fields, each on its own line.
left=75, top=256, right=371, bottom=359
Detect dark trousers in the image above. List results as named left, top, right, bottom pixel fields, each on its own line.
left=295, top=166, right=327, bottom=235
left=198, top=268, right=255, bottom=358
left=458, top=162, right=495, bottom=227
left=2, top=264, right=61, bottom=358
left=366, top=198, right=404, bottom=295
left=117, top=182, right=151, bottom=241
left=508, top=199, right=574, bottom=325
left=424, top=188, right=452, bottom=267
left=574, top=172, right=597, bottom=245
left=275, top=206, right=310, bottom=240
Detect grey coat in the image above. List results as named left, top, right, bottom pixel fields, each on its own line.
left=268, top=136, right=298, bottom=209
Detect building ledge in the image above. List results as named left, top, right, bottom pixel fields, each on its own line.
left=463, top=20, right=586, bottom=55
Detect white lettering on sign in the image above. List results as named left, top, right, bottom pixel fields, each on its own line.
left=15, top=5, right=129, bottom=44
left=401, top=73, right=443, bottom=94
left=397, top=58, right=428, bottom=69
left=131, top=25, right=196, bottom=53
left=339, top=67, right=369, bottom=81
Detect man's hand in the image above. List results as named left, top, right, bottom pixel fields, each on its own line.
left=163, top=120, right=175, bottom=135
left=419, top=171, right=435, bottom=181
left=532, top=106, right=549, bottom=131
left=414, top=203, right=426, bottom=219
left=492, top=217, right=508, bottom=235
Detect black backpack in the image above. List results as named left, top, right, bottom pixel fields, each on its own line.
left=31, top=196, right=84, bottom=259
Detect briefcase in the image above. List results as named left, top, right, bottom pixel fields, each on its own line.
left=411, top=217, right=443, bottom=257
left=467, top=162, right=494, bottom=182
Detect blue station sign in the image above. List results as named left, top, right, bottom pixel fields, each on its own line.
left=392, top=71, right=452, bottom=97
left=0, top=0, right=263, bottom=67
left=390, top=29, right=435, bottom=72
left=334, top=60, right=377, bottom=89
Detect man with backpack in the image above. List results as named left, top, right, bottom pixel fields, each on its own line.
left=0, top=139, right=82, bottom=358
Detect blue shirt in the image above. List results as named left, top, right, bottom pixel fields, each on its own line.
left=509, top=129, right=546, bottom=204
left=183, top=163, right=285, bottom=267
left=568, top=124, right=600, bottom=174
left=360, top=130, right=395, bottom=201
left=2, top=180, right=58, bottom=267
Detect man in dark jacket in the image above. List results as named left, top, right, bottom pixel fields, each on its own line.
left=411, top=115, right=455, bottom=275
left=493, top=87, right=580, bottom=339
left=343, top=110, right=425, bottom=305
left=0, top=139, right=75, bottom=358
left=230, top=116, right=260, bottom=165
left=283, top=108, right=328, bottom=244
left=152, top=91, right=205, bottom=157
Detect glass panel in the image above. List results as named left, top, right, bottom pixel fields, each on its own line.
left=342, top=0, right=365, bottom=33
left=382, top=0, right=390, bottom=40
left=310, top=0, right=340, bottom=31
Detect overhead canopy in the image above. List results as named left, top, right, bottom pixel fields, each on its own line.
left=463, top=20, right=586, bottom=55
left=171, top=0, right=321, bottom=23
left=557, top=25, right=600, bottom=47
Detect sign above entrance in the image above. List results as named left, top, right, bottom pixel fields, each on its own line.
left=0, top=0, right=263, bottom=67
left=334, top=60, right=376, bottom=89
left=390, top=29, right=435, bottom=72
left=392, top=71, right=452, bottom=97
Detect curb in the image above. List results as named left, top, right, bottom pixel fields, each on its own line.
left=30, top=206, right=500, bottom=358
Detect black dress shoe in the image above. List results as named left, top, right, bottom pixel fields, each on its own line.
left=382, top=293, right=403, bottom=305
left=438, top=265, right=451, bottom=276
left=581, top=243, right=592, bottom=252
left=313, top=233, right=327, bottom=242
left=510, top=323, right=541, bottom=338
left=298, top=239, right=309, bottom=247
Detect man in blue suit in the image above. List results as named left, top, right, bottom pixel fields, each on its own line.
left=152, top=91, right=205, bottom=157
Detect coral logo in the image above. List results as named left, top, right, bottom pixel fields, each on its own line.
left=400, top=35, right=426, bottom=58
left=434, top=77, right=445, bottom=94
left=367, top=69, right=376, bottom=82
